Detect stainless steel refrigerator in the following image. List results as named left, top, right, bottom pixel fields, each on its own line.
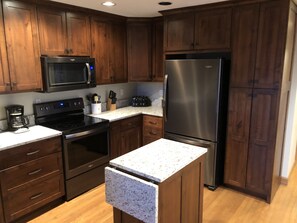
left=163, top=58, right=229, bottom=190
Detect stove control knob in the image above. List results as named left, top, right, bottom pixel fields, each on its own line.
left=74, top=102, right=77, bottom=106
left=45, top=106, right=49, bottom=110
left=40, top=107, right=43, bottom=111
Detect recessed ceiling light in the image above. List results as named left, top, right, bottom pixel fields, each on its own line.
left=102, top=1, right=116, bottom=7
left=159, top=2, right=172, bottom=6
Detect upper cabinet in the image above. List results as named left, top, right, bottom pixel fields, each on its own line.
left=164, top=13, right=195, bottom=51
left=0, top=1, right=9, bottom=93
left=127, top=18, right=164, bottom=82
left=163, top=8, right=231, bottom=52
left=91, top=16, right=127, bottom=84
left=195, top=8, right=231, bottom=50
left=127, top=20, right=152, bottom=82
left=37, top=7, right=91, bottom=56
left=2, top=0, right=42, bottom=92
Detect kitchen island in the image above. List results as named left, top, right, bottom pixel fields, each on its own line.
left=105, top=138, right=207, bottom=223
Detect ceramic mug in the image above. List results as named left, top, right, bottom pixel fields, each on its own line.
left=91, top=103, right=101, bottom=115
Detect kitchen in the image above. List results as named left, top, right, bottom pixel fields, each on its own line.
left=0, top=0, right=294, bottom=222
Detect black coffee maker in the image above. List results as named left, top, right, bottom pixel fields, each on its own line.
left=6, top=105, right=29, bottom=131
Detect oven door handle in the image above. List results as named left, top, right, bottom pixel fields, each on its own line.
left=65, top=128, right=104, bottom=140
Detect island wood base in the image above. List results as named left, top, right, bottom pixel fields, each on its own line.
left=112, top=156, right=205, bottom=223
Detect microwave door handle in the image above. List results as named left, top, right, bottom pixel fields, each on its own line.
left=85, top=63, right=91, bottom=84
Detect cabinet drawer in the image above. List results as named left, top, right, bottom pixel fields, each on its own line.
left=143, top=115, right=163, bottom=129
left=143, top=126, right=163, bottom=138
left=0, top=137, right=61, bottom=169
left=3, top=174, right=64, bottom=222
left=120, top=116, right=142, bottom=131
left=1, top=153, right=63, bottom=190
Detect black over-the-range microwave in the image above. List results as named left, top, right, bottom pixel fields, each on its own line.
left=40, top=56, right=96, bottom=93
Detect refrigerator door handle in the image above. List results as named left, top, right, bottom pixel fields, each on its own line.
left=163, top=74, right=168, bottom=122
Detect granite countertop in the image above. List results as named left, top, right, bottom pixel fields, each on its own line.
left=0, top=125, right=62, bottom=151
left=88, top=106, right=162, bottom=122
left=109, top=138, right=207, bottom=183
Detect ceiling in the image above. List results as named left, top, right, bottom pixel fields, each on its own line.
left=50, top=0, right=229, bottom=17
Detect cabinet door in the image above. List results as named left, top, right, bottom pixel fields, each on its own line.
left=127, top=22, right=152, bottom=81
left=195, top=8, right=231, bottom=50
left=91, top=18, right=111, bottom=84
left=121, top=126, right=142, bottom=155
left=224, top=88, right=252, bottom=188
left=37, top=7, right=67, bottom=55
left=164, top=13, right=195, bottom=51
left=3, top=0, right=42, bottom=91
left=110, top=121, right=121, bottom=159
left=110, top=21, right=127, bottom=83
left=0, top=1, right=9, bottom=93
left=230, top=4, right=259, bottom=88
left=152, top=19, right=164, bottom=82
left=254, top=1, right=287, bottom=89
left=0, top=193, right=4, bottom=223
left=246, top=89, right=278, bottom=196
left=66, top=12, right=91, bottom=56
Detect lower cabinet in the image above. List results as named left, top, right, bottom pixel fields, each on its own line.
left=143, top=115, right=163, bottom=145
left=224, top=88, right=279, bottom=201
left=0, top=194, right=4, bottom=223
left=0, top=137, right=65, bottom=223
left=110, top=115, right=142, bottom=159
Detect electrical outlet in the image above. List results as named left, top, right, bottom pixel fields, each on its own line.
left=120, top=89, right=124, bottom=96
left=34, top=98, right=41, bottom=104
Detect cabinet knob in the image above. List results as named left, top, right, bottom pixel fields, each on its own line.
left=12, top=82, right=17, bottom=86
left=69, top=49, right=73, bottom=54
left=64, top=49, right=69, bottom=54
left=5, top=82, right=10, bottom=87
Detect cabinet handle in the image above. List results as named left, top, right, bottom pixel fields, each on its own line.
left=5, top=82, right=10, bottom=86
left=30, top=192, right=43, bottom=200
left=64, top=49, right=69, bottom=54
left=69, top=49, right=73, bottom=54
left=28, top=168, right=42, bottom=176
left=88, top=164, right=94, bottom=168
left=149, top=121, right=157, bottom=125
left=26, top=150, right=40, bottom=156
left=149, top=131, right=157, bottom=136
left=12, top=82, right=17, bottom=86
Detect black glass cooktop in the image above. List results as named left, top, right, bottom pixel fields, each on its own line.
left=41, top=115, right=109, bottom=134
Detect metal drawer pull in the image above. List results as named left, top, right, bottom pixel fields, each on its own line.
left=149, top=131, right=157, bottom=136
left=88, top=164, right=94, bottom=168
left=30, top=192, right=43, bottom=200
left=149, top=121, right=157, bottom=125
left=28, top=168, right=42, bottom=176
left=26, top=150, right=40, bottom=156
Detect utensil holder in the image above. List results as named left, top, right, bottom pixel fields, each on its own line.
left=91, top=103, right=102, bottom=115
left=107, top=98, right=116, bottom=111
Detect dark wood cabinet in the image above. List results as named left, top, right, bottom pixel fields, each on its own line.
left=224, top=0, right=288, bottom=202
left=91, top=17, right=127, bottom=84
left=3, top=0, right=42, bottom=92
left=164, top=13, right=195, bottom=51
left=254, top=1, right=287, bottom=89
left=152, top=18, right=164, bottom=82
left=0, top=137, right=64, bottom=223
left=246, top=89, right=278, bottom=196
left=143, top=115, right=163, bottom=145
left=195, top=8, right=231, bottom=50
left=127, top=20, right=152, bottom=82
left=230, top=4, right=259, bottom=88
left=0, top=1, right=9, bottom=93
left=0, top=193, right=4, bottom=223
left=110, top=116, right=142, bottom=159
left=224, top=88, right=252, bottom=188
left=163, top=8, right=231, bottom=52
left=37, top=7, right=91, bottom=56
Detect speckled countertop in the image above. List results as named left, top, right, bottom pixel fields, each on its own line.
left=88, top=106, right=162, bottom=122
left=110, top=138, right=207, bottom=183
left=0, top=125, right=62, bottom=151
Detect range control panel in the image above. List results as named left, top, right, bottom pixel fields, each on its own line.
left=34, top=98, right=84, bottom=118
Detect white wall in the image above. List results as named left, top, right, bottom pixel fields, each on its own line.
left=0, top=83, right=137, bottom=120
left=282, top=34, right=297, bottom=179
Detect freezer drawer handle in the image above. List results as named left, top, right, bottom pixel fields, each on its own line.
left=30, top=192, right=43, bottom=200
left=26, top=150, right=40, bottom=156
left=28, top=168, right=42, bottom=176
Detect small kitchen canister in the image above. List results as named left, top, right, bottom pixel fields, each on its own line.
left=91, top=103, right=101, bottom=115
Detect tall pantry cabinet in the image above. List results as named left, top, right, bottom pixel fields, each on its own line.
left=224, top=0, right=289, bottom=202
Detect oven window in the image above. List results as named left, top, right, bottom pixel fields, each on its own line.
left=66, top=131, right=108, bottom=170
left=49, top=63, right=87, bottom=86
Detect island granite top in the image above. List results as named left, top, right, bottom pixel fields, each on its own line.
left=109, top=138, right=207, bottom=183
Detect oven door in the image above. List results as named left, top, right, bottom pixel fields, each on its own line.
left=63, top=126, right=109, bottom=179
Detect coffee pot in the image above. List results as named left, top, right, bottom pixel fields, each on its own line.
left=5, top=105, right=29, bottom=131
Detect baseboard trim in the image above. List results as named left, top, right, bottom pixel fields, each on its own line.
left=281, top=177, right=288, bottom=185
left=281, top=161, right=296, bottom=185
